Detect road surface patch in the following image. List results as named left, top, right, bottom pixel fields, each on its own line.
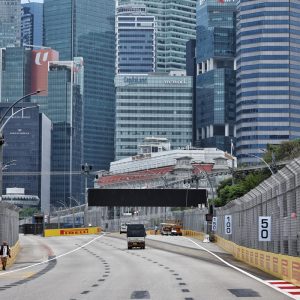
left=228, top=289, right=260, bottom=297
left=130, top=290, right=150, bottom=299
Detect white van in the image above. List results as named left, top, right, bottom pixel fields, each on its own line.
left=120, top=223, right=128, bottom=234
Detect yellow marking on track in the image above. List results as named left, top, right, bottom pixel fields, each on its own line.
left=0, top=271, right=36, bottom=280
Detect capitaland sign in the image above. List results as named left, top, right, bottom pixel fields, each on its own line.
left=124, top=77, right=148, bottom=85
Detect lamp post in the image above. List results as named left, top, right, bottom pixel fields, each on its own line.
left=191, top=165, right=215, bottom=204
left=68, top=196, right=81, bottom=207
left=244, top=153, right=275, bottom=175
left=0, top=90, right=42, bottom=200
left=81, top=163, right=93, bottom=226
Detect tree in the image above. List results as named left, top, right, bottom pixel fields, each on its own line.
left=19, top=207, right=39, bottom=219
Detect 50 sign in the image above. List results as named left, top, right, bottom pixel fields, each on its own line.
left=259, top=216, right=271, bottom=241
left=224, top=215, right=232, bottom=235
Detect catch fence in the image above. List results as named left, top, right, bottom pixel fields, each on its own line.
left=0, top=202, right=19, bottom=246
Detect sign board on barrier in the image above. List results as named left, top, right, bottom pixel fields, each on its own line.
left=224, top=215, right=232, bottom=235
left=212, top=217, right=217, bottom=232
left=206, top=214, right=213, bottom=221
left=44, top=227, right=101, bottom=237
left=259, top=216, right=271, bottom=241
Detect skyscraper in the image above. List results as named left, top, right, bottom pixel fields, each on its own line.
left=236, top=0, right=300, bottom=163
left=21, top=2, right=43, bottom=47
left=0, top=46, right=83, bottom=206
left=45, top=59, right=83, bottom=204
left=116, top=4, right=156, bottom=74
left=195, top=0, right=236, bottom=153
left=0, top=103, right=51, bottom=213
left=44, top=0, right=116, bottom=170
left=115, top=72, right=193, bottom=159
left=0, top=0, right=21, bottom=48
left=1, top=47, right=32, bottom=103
left=117, top=0, right=197, bottom=72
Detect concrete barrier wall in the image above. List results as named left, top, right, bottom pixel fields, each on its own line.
left=215, top=235, right=300, bottom=286
left=0, top=202, right=20, bottom=268
left=0, top=202, right=19, bottom=246
left=6, top=240, right=20, bottom=268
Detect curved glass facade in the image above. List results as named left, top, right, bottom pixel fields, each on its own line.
left=236, top=0, right=300, bottom=163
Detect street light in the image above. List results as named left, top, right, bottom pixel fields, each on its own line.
left=0, top=90, right=43, bottom=200
left=81, top=163, right=93, bottom=226
left=68, top=196, right=81, bottom=207
left=244, top=153, right=274, bottom=175
left=191, top=165, right=215, bottom=204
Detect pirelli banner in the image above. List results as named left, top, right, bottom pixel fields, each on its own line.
left=44, top=227, right=101, bottom=237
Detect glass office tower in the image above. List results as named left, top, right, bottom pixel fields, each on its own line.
left=1, top=47, right=32, bottom=103
left=43, top=60, right=83, bottom=205
left=0, top=103, right=51, bottom=212
left=0, top=0, right=21, bottom=48
left=21, top=2, right=43, bottom=47
left=236, top=0, right=300, bottom=163
left=116, top=5, right=156, bottom=74
left=115, top=73, right=193, bottom=159
left=195, top=0, right=236, bottom=153
left=44, top=0, right=115, bottom=170
left=117, top=0, right=197, bottom=72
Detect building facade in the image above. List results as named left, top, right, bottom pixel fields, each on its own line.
left=0, top=0, right=21, bottom=48
left=44, top=0, right=116, bottom=171
left=116, top=5, right=156, bottom=74
left=95, top=138, right=235, bottom=219
left=0, top=47, right=32, bottom=103
left=195, top=0, right=236, bottom=153
left=117, top=0, right=197, bottom=72
left=115, top=72, right=193, bottom=160
left=236, top=0, right=300, bottom=163
left=0, top=46, right=84, bottom=208
left=34, top=59, right=84, bottom=206
left=0, top=103, right=51, bottom=212
left=21, top=2, right=43, bottom=48
left=186, top=39, right=197, bottom=145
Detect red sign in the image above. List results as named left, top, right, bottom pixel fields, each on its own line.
left=31, top=49, right=59, bottom=96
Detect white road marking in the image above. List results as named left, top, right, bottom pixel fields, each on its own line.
left=0, top=234, right=106, bottom=277
left=184, top=237, right=295, bottom=299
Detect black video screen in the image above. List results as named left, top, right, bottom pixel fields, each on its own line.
left=88, top=189, right=207, bottom=207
